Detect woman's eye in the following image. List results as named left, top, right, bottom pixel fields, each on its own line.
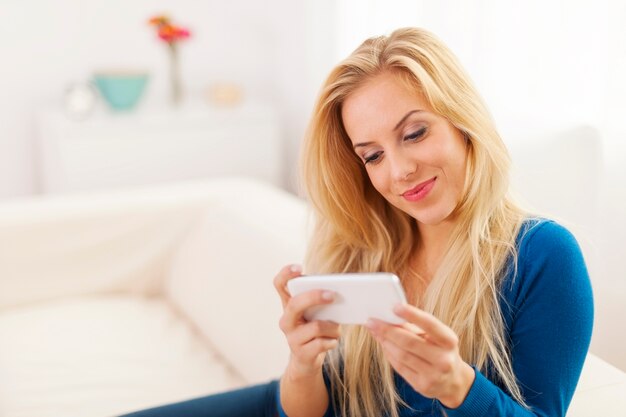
left=404, top=127, right=427, bottom=141
left=364, top=151, right=382, bottom=164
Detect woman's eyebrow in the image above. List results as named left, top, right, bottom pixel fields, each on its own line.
left=353, top=141, right=374, bottom=150
left=393, top=109, right=422, bottom=131
left=353, top=109, right=424, bottom=149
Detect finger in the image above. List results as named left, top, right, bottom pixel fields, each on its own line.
left=393, top=304, right=459, bottom=349
left=296, top=337, right=339, bottom=362
left=402, top=322, right=427, bottom=336
left=369, top=322, right=438, bottom=366
left=386, top=353, right=421, bottom=389
left=367, top=318, right=425, bottom=338
left=273, top=264, right=303, bottom=308
left=287, top=320, right=341, bottom=347
left=380, top=337, right=432, bottom=376
left=280, top=290, right=335, bottom=331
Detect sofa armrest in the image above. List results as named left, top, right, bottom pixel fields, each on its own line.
left=0, top=177, right=294, bottom=311
left=165, top=178, right=309, bottom=384
left=0, top=182, right=228, bottom=310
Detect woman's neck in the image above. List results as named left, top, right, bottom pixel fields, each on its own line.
left=411, top=217, right=458, bottom=283
left=418, top=218, right=456, bottom=252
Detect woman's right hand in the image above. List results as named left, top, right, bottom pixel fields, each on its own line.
left=274, top=264, right=341, bottom=380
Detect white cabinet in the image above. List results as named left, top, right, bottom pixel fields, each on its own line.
left=35, top=100, right=284, bottom=193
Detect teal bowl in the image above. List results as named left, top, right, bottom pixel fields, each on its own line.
left=93, top=72, right=149, bottom=111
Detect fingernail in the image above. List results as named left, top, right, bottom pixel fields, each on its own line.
left=393, top=304, right=404, bottom=314
left=365, top=319, right=375, bottom=329
left=290, top=264, right=302, bottom=273
left=322, top=291, right=335, bottom=301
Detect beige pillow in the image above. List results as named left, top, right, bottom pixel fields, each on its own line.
left=166, top=201, right=307, bottom=384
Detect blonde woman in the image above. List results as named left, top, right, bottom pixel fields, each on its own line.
left=274, top=27, right=593, bottom=417
left=121, top=27, right=592, bottom=417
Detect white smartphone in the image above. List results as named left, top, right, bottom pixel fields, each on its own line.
left=286, top=272, right=408, bottom=325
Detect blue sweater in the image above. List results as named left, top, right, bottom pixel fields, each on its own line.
left=279, top=219, right=594, bottom=416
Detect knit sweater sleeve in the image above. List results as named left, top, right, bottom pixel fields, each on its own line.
left=443, top=220, right=594, bottom=417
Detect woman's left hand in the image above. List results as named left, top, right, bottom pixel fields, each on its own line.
left=365, top=303, right=475, bottom=409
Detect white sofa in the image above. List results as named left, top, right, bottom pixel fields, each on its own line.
left=0, top=177, right=624, bottom=417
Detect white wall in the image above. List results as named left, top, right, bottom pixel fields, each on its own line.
left=0, top=0, right=336, bottom=197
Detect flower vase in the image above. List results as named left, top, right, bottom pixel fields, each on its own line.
left=168, top=43, right=182, bottom=105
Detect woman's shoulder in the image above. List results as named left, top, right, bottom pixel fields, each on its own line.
left=501, top=217, right=592, bottom=322
left=516, top=217, right=582, bottom=258
left=511, top=217, right=590, bottom=295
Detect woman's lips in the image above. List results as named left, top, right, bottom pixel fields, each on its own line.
left=402, top=177, right=437, bottom=202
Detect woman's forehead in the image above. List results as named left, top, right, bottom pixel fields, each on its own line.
left=341, top=73, right=431, bottom=141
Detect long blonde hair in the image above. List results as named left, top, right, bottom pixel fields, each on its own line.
left=300, top=27, right=528, bottom=416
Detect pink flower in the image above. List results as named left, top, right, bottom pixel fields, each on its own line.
left=149, top=15, right=191, bottom=44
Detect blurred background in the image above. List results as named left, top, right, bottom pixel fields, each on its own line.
left=0, top=0, right=624, bottom=372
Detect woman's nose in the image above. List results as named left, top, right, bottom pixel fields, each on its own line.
left=388, top=150, right=416, bottom=181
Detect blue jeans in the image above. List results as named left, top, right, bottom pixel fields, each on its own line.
left=119, top=380, right=279, bottom=417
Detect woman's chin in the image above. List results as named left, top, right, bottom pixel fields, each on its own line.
left=409, top=207, right=457, bottom=227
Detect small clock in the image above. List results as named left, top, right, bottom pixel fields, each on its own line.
left=63, top=82, right=98, bottom=120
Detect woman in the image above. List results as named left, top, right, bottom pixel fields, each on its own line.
left=121, top=27, right=593, bottom=417
left=276, top=26, right=592, bottom=417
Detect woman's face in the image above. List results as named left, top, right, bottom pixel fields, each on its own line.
left=341, top=72, right=468, bottom=226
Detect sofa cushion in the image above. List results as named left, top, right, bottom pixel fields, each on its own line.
left=0, top=295, right=244, bottom=417
left=567, top=354, right=626, bottom=416
left=166, top=196, right=308, bottom=384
